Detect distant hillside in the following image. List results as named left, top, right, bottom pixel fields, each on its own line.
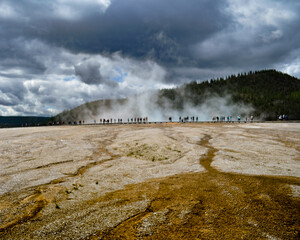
left=160, top=69, right=300, bottom=120
left=55, top=70, right=300, bottom=122
left=0, top=116, right=50, bottom=128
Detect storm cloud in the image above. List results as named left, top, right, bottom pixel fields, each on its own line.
left=0, top=0, right=299, bottom=116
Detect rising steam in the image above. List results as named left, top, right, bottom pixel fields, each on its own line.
left=56, top=88, right=255, bottom=123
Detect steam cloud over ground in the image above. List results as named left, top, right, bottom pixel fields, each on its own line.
left=57, top=90, right=254, bottom=123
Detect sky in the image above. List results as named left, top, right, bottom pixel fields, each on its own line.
left=0, top=0, right=299, bottom=116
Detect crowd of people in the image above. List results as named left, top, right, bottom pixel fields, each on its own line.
left=66, top=115, right=258, bottom=125
left=278, top=114, right=288, bottom=120
left=98, top=117, right=149, bottom=124
left=41, top=112, right=294, bottom=126
left=178, top=116, right=199, bottom=122
left=211, top=115, right=254, bottom=122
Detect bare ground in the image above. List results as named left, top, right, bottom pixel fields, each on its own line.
left=0, top=123, right=299, bottom=239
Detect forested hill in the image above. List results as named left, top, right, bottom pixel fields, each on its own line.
left=0, top=116, right=50, bottom=128
left=159, top=70, right=300, bottom=120
left=55, top=70, right=300, bottom=122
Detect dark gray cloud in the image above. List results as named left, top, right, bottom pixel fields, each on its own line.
left=75, top=62, right=104, bottom=85
left=0, top=0, right=229, bottom=65
left=74, top=61, right=117, bottom=87
left=0, top=39, right=46, bottom=75
left=0, top=81, right=27, bottom=103
left=1, top=0, right=300, bottom=73
left=0, top=0, right=299, bottom=116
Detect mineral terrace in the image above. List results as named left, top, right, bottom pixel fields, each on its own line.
left=0, top=123, right=299, bottom=239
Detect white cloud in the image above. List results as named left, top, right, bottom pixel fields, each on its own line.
left=192, top=0, right=299, bottom=67
left=52, top=4, right=81, bottom=20
left=260, top=29, right=283, bottom=43
left=277, top=54, right=300, bottom=79
left=226, top=0, right=296, bottom=29
left=0, top=106, right=18, bottom=116
left=0, top=39, right=169, bottom=116
left=0, top=2, right=17, bottom=19
left=57, top=0, right=111, bottom=8
left=53, top=0, right=111, bottom=19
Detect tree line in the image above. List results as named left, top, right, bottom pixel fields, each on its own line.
left=159, top=70, right=300, bottom=120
